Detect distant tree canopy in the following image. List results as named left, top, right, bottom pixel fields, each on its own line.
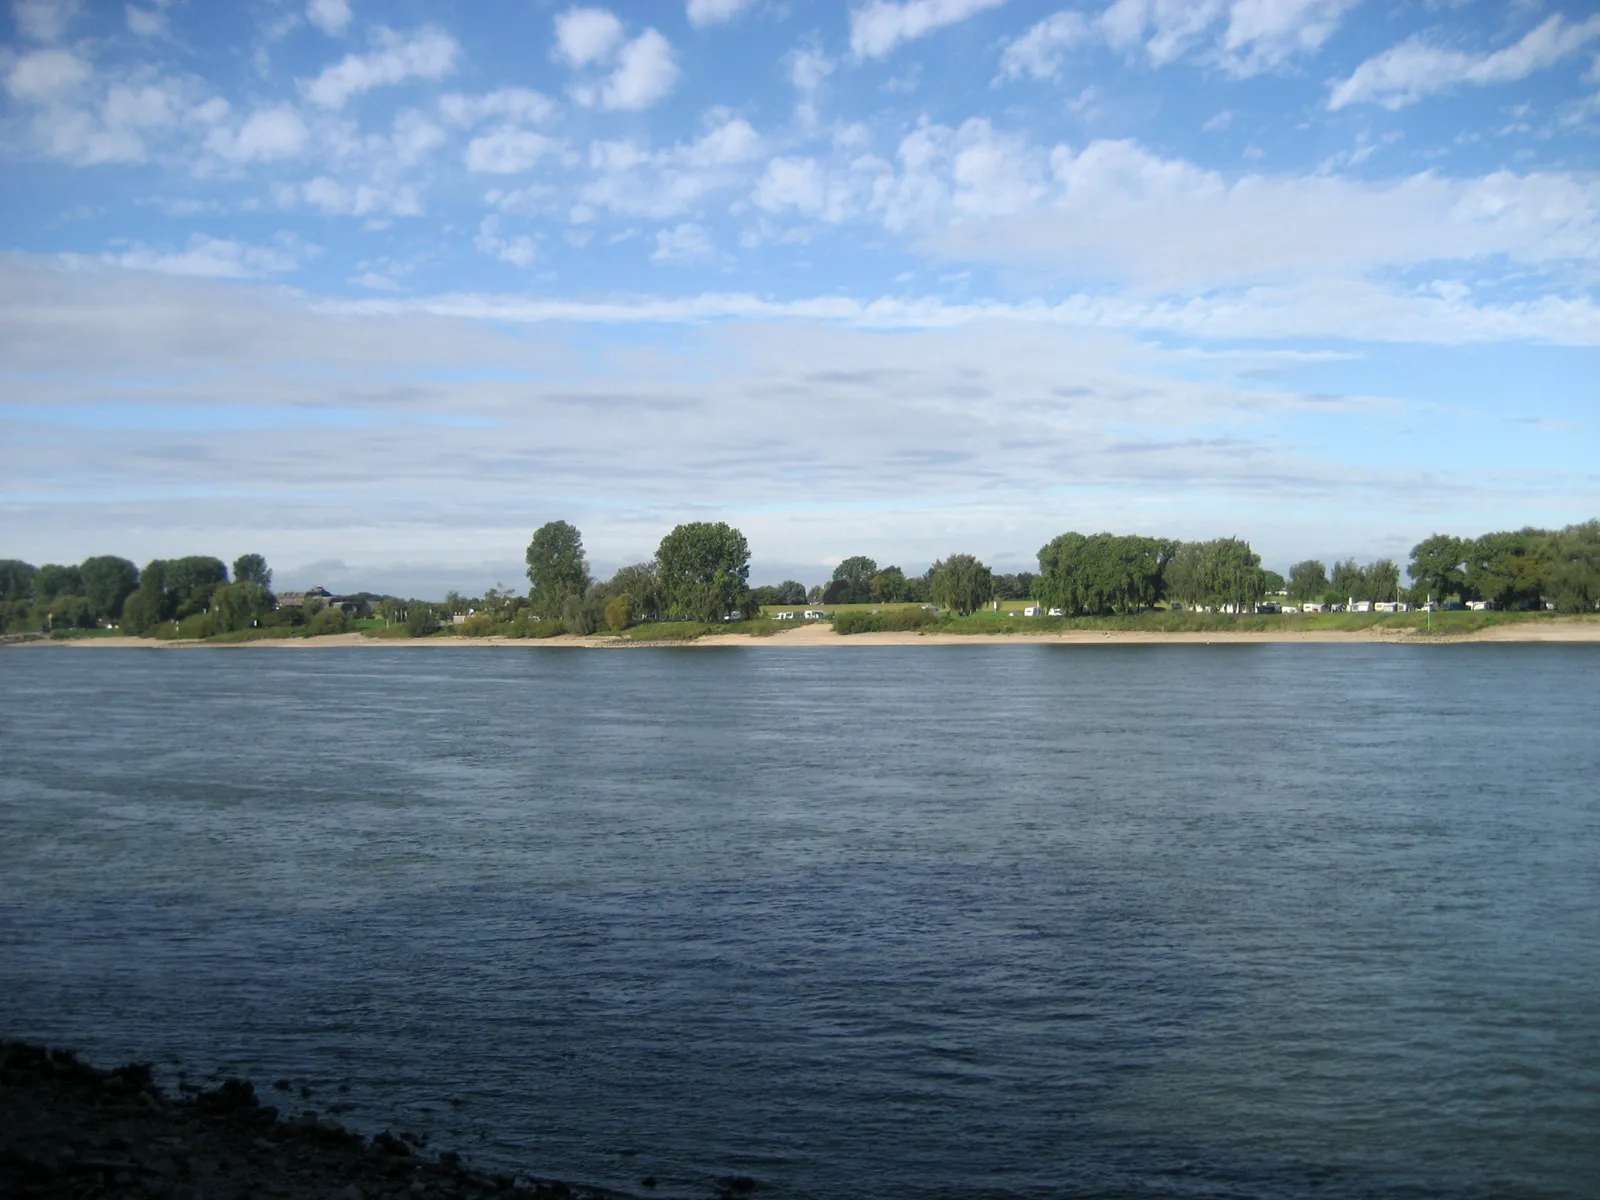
left=80, top=556, right=139, bottom=621
left=1401, top=523, right=1600, bottom=611
left=1163, top=538, right=1266, bottom=613
left=34, top=563, right=84, bottom=601
left=1034, top=533, right=1173, bottom=616
left=1287, top=560, right=1329, bottom=602
left=929, top=553, right=994, bottom=615
left=525, top=521, right=592, bottom=618
left=830, top=556, right=879, bottom=604
left=655, top=521, right=751, bottom=621
left=602, top=562, right=663, bottom=622
left=232, top=553, right=272, bottom=589
left=0, top=560, right=37, bottom=604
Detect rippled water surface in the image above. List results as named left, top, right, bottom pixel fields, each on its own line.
left=2, top=645, right=1598, bottom=1198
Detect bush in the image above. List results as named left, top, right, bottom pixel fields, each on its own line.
left=834, top=607, right=939, bottom=635
left=307, top=607, right=351, bottom=636
left=605, top=593, right=635, bottom=630
left=406, top=607, right=440, bottom=637
left=459, top=614, right=499, bottom=637
left=562, top=594, right=598, bottom=635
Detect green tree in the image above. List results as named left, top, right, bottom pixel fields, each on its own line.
left=1368, top=558, right=1401, bottom=603
left=405, top=605, right=440, bottom=637
left=1262, top=569, right=1286, bottom=593
left=525, top=521, right=591, bottom=617
left=832, top=556, right=879, bottom=604
left=656, top=521, right=751, bottom=621
left=232, top=553, right=272, bottom=589
left=929, top=553, right=994, bottom=615
left=213, top=582, right=274, bottom=631
left=80, top=556, right=139, bottom=621
left=775, top=580, right=807, bottom=605
left=1331, top=558, right=1367, bottom=601
left=35, top=563, right=85, bottom=601
left=165, top=556, right=229, bottom=617
left=1162, top=539, right=1265, bottom=612
left=1287, top=560, right=1329, bottom=602
left=606, top=562, right=662, bottom=621
left=1407, top=534, right=1466, bottom=604
left=1035, top=533, right=1171, bottom=616
left=1547, top=520, right=1600, bottom=613
left=120, top=560, right=172, bottom=634
left=0, top=560, right=37, bottom=603
left=869, top=567, right=913, bottom=603
left=1465, top=529, right=1548, bottom=610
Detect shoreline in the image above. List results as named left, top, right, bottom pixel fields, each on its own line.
left=0, top=1040, right=627, bottom=1200
left=8, top=619, right=1600, bottom=649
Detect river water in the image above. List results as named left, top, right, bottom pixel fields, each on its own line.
left=1, top=645, right=1596, bottom=1199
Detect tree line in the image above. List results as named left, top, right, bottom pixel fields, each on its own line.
left=5, top=518, right=1595, bottom=639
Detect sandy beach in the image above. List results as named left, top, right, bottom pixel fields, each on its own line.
left=10, top=619, right=1600, bottom=650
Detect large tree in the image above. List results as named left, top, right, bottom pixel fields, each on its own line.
left=1164, top=539, right=1266, bottom=612
left=929, top=553, right=994, bottom=615
left=604, top=562, right=663, bottom=621
left=165, top=556, right=229, bottom=617
left=34, top=563, right=84, bottom=601
left=0, top=560, right=36, bottom=603
left=121, top=560, right=170, bottom=635
left=1287, top=560, right=1329, bottom=602
left=1465, top=529, right=1548, bottom=610
left=1548, top=520, right=1600, bottom=613
left=831, top=556, right=879, bottom=604
left=1330, top=558, right=1367, bottom=601
left=213, top=582, right=273, bottom=631
left=1408, top=534, right=1466, bottom=604
left=656, top=522, right=751, bottom=621
left=80, top=555, right=140, bottom=621
left=232, top=553, right=273, bottom=589
left=1035, top=532, right=1171, bottom=616
left=525, top=521, right=592, bottom=617
left=1367, top=558, right=1401, bottom=603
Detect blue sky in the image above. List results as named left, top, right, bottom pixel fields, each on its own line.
left=1, top=0, right=1597, bottom=596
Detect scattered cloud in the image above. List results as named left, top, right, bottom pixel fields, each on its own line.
left=12, top=0, right=80, bottom=42
left=850, top=0, right=1009, bottom=60
left=125, top=4, right=169, bottom=38
left=554, top=8, right=679, bottom=111
left=464, top=127, right=563, bottom=174
left=997, top=10, right=1090, bottom=82
left=1330, top=13, right=1600, bottom=109
left=306, top=0, right=352, bottom=37
left=652, top=221, right=715, bottom=263
left=686, top=0, right=749, bottom=28
left=300, top=26, right=459, bottom=108
left=205, top=106, right=309, bottom=163
left=552, top=6, right=625, bottom=68
left=473, top=215, right=539, bottom=267
left=103, top=232, right=317, bottom=278
left=439, top=87, right=557, bottom=128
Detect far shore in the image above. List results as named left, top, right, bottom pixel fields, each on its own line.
left=10, top=619, right=1600, bottom=650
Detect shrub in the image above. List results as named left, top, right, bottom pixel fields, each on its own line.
left=834, top=607, right=939, bottom=635
left=562, top=594, right=597, bottom=635
left=406, top=607, right=440, bottom=637
left=307, top=607, right=351, bottom=636
left=458, top=614, right=499, bottom=637
left=605, top=593, right=635, bottom=631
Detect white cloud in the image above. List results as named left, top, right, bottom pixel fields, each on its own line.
left=652, top=221, right=715, bottom=263
left=464, top=127, right=563, bottom=174
left=4, top=47, right=90, bottom=102
left=554, top=9, right=679, bottom=112
left=306, top=0, right=352, bottom=36
left=301, top=26, right=459, bottom=108
left=790, top=46, right=833, bottom=94
left=598, top=29, right=678, bottom=110
left=473, top=215, right=539, bottom=267
left=1216, top=0, right=1359, bottom=76
left=125, top=4, right=168, bottom=38
left=103, top=82, right=176, bottom=128
left=205, top=106, right=309, bottom=163
left=850, top=0, right=1008, bottom=59
left=105, top=232, right=315, bottom=278
left=997, top=11, right=1090, bottom=81
left=290, top=176, right=422, bottom=216
left=12, top=0, right=79, bottom=42
left=686, top=0, right=748, bottom=28
left=578, top=116, right=764, bottom=218
left=391, top=108, right=445, bottom=166
left=439, top=87, right=557, bottom=128
left=1330, top=13, right=1600, bottom=110
left=753, top=157, right=827, bottom=216
left=553, top=6, right=625, bottom=67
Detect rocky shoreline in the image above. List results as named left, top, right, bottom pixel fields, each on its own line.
left=0, top=1041, right=650, bottom=1200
